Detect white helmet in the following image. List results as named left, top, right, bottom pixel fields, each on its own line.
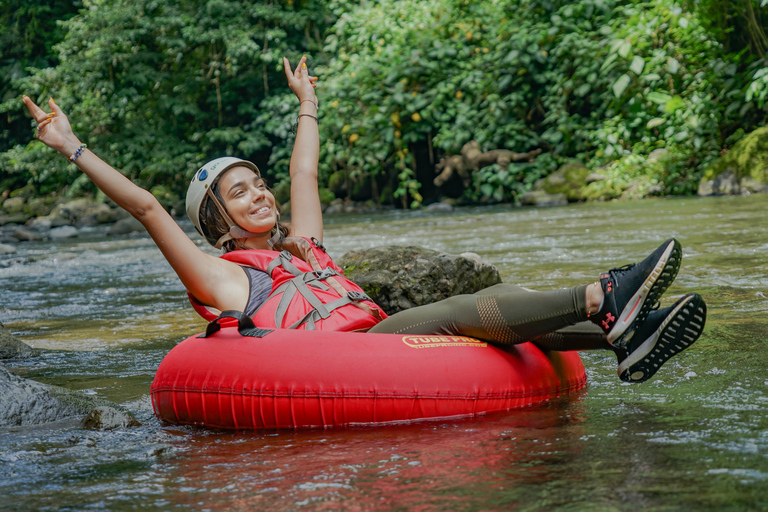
left=186, top=157, right=263, bottom=249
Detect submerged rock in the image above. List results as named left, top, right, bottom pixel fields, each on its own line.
left=338, top=245, right=501, bottom=315
left=0, top=322, right=35, bottom=359
left=81, top=406, right=141, bottom=430
left=0, top=364, right=140, bottom=428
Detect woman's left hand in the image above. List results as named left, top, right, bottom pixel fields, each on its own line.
left=283, top=56, right=318, bottom=105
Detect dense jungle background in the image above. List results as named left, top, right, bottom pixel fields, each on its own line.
left=1, top=0, right=767, bottom=211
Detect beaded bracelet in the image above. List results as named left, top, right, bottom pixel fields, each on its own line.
left=69, top=143, right=87, bottom=163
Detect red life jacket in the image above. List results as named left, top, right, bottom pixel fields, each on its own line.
left=189, top=237, right=387, bottom=332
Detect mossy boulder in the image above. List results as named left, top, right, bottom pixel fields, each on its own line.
left=338, top=245, right=501, bottom=315
left=699, top=127, right=768, bottom=195
left=47, top=198, right=117, bottom=226
left=539, top=161, right=590, bottom=201
left=1, top=196, right=26, bottom=214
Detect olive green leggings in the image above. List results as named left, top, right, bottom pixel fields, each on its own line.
left=368, top=283, right=610, bottom=351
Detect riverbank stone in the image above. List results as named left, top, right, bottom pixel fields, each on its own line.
left=12, top=227, right=42, bottom=242
left=539, top=161, right=590, bottom=202
left=0, top=214, right=30, bottom=226
left=47, top=198, right=117, bottom=227
left=81, top=406, right=141, bottom=430
left=108, top=217, right=145, bottom=235
left=2, top=196, right=26, bottom=214
left=0, top=244, right=16, bottom=255
left=338, top=245, right=501, bottom=315
left=0, top=322, right=34, bottom=359
left=699, top=126, right=768, bottom=196
left=49, top=226, right=79, bottom=239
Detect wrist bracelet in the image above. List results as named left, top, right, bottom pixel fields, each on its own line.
left=301, top=99, right=318, bottom=109
left=292, top=114, right=318, bottom=134
left=69, top=143, right=87, bottom=163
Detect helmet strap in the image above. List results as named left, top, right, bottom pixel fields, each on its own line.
left=205, top=187, right=263, bottom=249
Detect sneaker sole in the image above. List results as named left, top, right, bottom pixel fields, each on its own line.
left=618, top=293, right=706, bottom=383
left=610, top=239, right=682, bottom=346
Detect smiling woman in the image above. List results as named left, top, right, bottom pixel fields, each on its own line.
left=23, top=56, right=322, bottom=319
left=23, top=52, right=706, bottom=389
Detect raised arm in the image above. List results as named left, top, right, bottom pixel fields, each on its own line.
left=22, top=96, right=250, bottom=312
left=283, top=56, right=323, bottom=241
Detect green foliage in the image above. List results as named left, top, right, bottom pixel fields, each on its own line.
left=2, top=0, right=768, bottom=208
left=1, top=0, right=330, bottom=200
left=0, top=0, right=79, bottom=180
left=317, top=0, right=766, bottom=206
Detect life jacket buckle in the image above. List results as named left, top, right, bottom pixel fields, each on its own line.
left=311, top=268, right=336, bottom=280
left=347, top=290, right=372, bottom=302
left=311, top=237, right=326, bottom=252
left=279, top=250, right=293, bottom=261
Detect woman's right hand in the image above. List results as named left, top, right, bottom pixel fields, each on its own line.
left=22, top=96, right=82, bottom=157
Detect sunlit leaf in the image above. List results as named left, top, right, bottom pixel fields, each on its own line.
left=612, top=74, right=631, bottom=97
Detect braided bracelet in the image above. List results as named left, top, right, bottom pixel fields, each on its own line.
left=69, top=143, right=87, bottom=163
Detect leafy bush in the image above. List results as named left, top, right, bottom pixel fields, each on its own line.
left=2, top=0, right=768, bottom=207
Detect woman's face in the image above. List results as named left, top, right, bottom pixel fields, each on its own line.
left=216, top=166, right=277, bottom=236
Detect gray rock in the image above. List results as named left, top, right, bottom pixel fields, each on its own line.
left=0, top=244, right=17, bottom=255
left=0, top=365, right=83, bottom=426
left=107, top=217, right=145, bottom=235
left=698, top=168, right=740, bottom=196
left=0, top=214, right=30, bottom=226
left=740, top=176, right=768, bottom=194
left=48, top=198, right=116, bottom=227
left=519, top=190, right=568, bottom=207
left=2, top=196, right=25, bottom=213
left=425, top=202, right=454, bottom=212
left=48, top=225, right=79, bottom=239
left=27, top=216, right=71, bottom=231
left=12, top=227, right=42, bottom=241
left=0, top=364, right=139, bottom=427
left=81, top=406, right=141, bottom=430
left=338, top=245, right=501, bottom=315
left=0, top=322, right=35, bottom=359
left=323, top=203, right=344, bottom=215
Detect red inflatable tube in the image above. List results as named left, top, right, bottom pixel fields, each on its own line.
left=151, top=328, right=587, bottom=429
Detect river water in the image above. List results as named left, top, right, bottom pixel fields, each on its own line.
left=1, top=194, right=767, bottom=511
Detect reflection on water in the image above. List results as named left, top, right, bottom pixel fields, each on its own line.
left=1, top=195, right=768, bottom=511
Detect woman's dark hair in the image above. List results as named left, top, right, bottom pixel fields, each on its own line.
left=199, top=176, right=289, bottom=253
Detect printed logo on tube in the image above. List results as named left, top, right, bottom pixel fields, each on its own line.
left=402, top=335, right=487, bottom=349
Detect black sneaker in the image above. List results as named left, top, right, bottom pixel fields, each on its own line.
left=615, top=293, right=706, bottom=383
left=590, top=238, right=682, bottom=347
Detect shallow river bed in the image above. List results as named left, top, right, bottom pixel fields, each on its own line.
left=1, top=194, right=767, bottom=511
